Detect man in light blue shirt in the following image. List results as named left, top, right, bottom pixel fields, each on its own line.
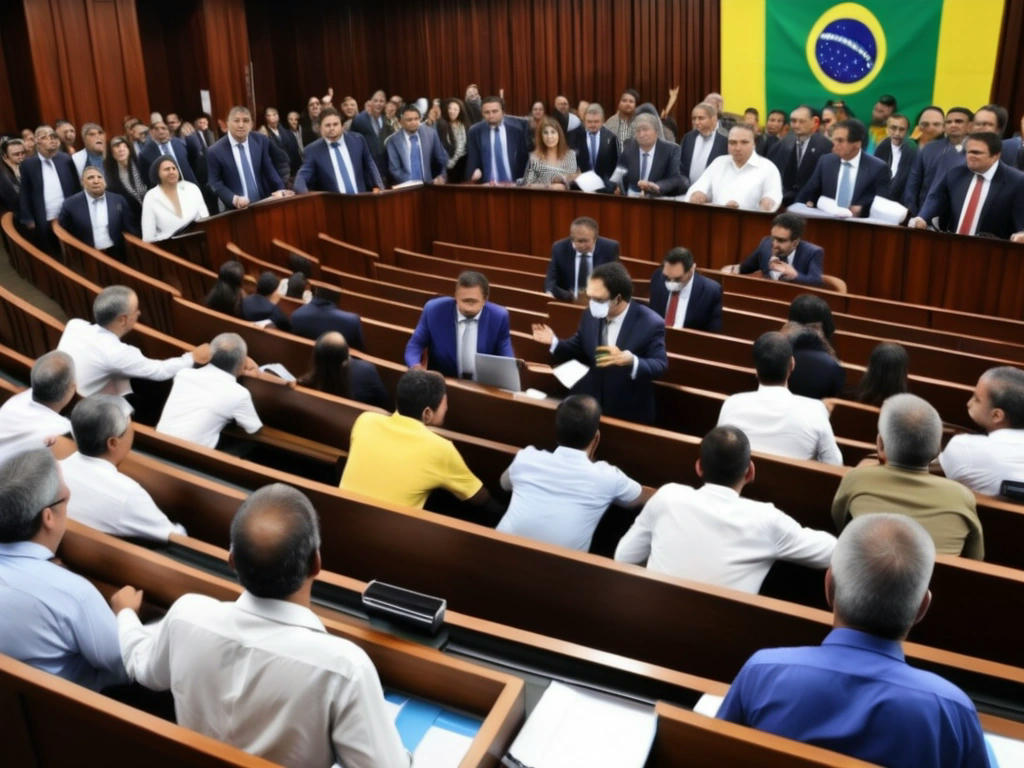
left=497, top=395, right=652, bottom=550
left=0, top=448, right=127, bottom=690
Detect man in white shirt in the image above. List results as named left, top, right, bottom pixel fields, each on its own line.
left=156, top=332, right=262, bottom=449
left=497, top=395, right=652, bottom=550
left=0, top=351, right=75, bottom=462
left=63, top=395, right=185, bottom=541
left=57, top=285, right=211, bottom=398
left=614, top=425, right=835, bottom=593
left=939, top=366, right=1024, bottom=497
left=717, top=332, right=843, bottom=465
left=684, top=124, right=782, bottom=211
left=112, top=483, right=410, bottom=768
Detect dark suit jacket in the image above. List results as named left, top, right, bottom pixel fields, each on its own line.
left=544, top=236, right=620, bottom=300
left=617, top=139, right=687, bottom=196
left=18, top=153, right=80, bottom=230
left=1003, top=137, right=1023, bottom=170
left=553, top=302, right=668, bottom=424
left=183, top=133, right=210, bottom=184
left=290, top=298, right=365, bottom=350
left=796, top=151, right=891, bottom=216
left=385, top=126, right=449, bottom=184
left=266, top=126, right=302, bottom=176
left=206, top=132, right=284, bottom=208
left=873, top=139, right=918, bottom=205
left=138, top=138, right=197, bottom=186
left=902, top=138, right=960, bottom=215
left=294, top=135, right=382, bottom=194
left=917, top=162, right=1024, bottom=240
left=647, top=269, right=723, bottom=332
left=571, top=126, right=620, bottom=190
left=403, top=297, right=514, bottom=378
left=347, top=358, right=390, bottom=410
left=241, top=293, right=290, bottom=332
left=465, top=119, right=529, bottom=182
left=0, top=166, right=20, bottom=213
left=349, top=110, right=395, bottom=181
left=679, top=129, right=728, bottom=180
left=769, top=132, right=833, bottom=206
left=57, top=191, right=139, bottom=256
left=739, top=237, right=825, bottom=286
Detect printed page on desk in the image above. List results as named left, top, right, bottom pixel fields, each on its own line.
left=504, top=680, right=656, bottom=768
left=384, top=691, right=482, bottom=768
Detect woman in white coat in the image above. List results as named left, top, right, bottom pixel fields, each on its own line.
left=141, top=156, right=210, bottom=242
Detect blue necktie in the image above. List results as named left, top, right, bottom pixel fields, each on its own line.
left=330, top=142, right=357, bottom=194
left=492, top=127, right=510, bottom=182
left=236, top=142, right=260, bottom=201
left=159, top=143, right=169, bottom=157
left=409, top=133, right=424, bottom=181
left=836, top=161, right=853, bottom=208
left=640, top=152, right=650, bottom=182
left=589, top=132, right=598, bottom=169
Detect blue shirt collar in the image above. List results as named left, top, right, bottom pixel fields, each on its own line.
left=823, top=627, right=905, bottom=662
left=0, top=540, right=55, bottom=560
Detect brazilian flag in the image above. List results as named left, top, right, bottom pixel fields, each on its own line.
left=722, top=0, right=1006, bottom=123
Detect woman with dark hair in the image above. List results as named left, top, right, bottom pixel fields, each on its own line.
left=524, top=116, right=577, bottom=189
left=436, top=98, right=470, bottom=183
left=204, top=260, right=245, bottom=317
left=104, top=136, right=147, bottom=219
left=298, top=331, right=389, bottom=409
left=856, top=342, right=909, bottom=406
left=141, top=156, right=209, bottom=242
left=783, top=294, right=844, bottom=399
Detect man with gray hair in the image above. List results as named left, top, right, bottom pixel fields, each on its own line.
left=718, top=514, right=989, bottom=767
left=156, top=332, right=262, bottom=448
left=113, top=484, right=409, bottom=767
left=614, top=112, right=686, bottom=197
left=0, top=351, right=75, bottom=461
left=62, top=395, right=185, bottom=541
left=571, top=103, right=620, bottom=192
left=57, top=285, right=211, bottom=398
left=71, top=122, right=107, bottom=179
left=679, top=102, right=728, bottom=185
left=0, top=448, right=128, bottom=690
left=832, top=393, right=982, bottom=558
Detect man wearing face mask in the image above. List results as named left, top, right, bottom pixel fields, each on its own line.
left=532, top=261, right=667, bottom=424
left=647, top=247, right=722, bottom=332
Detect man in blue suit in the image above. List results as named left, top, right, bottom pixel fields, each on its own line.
left=138, top=119, right=197, bottom=186
left=206, top=106, right=289, bottom=210
left=735, top=213, right=825, bottom=286
left=570, top=104, right=619, bottom=192
left=902, top=107, right=971, bottom=215
left=796, top=119, right=890, bottom=217
left=385, top=104, right=449, bottom=185
left=57, top=167, right=139, bottom=262
left=19, top=125, right=80, bottom=254
left=465, top=96, right=529, bottom=183
left=532, top=262, right=668, bottom=424
left=679, top=102, right=728, bottom=184
left=615, top=114, right=687, bottom=197
left=544, top=217, right=620, bottom=300
left=290, top=285, right=366, bottom=350
left=648, top=247, right=722, bottom=332
left=294, top=108, right=382, bottom=194
left=910, top=132, right=1024, bottom=242
left=404, top=271, right=515, bottom=380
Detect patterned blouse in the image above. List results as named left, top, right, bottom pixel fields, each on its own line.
left=524, top=152, right=578, bottom=186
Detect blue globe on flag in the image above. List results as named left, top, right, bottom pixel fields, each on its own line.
left=815, top=19, right=877, bottom=84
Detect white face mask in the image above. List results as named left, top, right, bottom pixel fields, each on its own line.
left=589, top=299, right=610, bottom=319
left=665, top=280, right=683, bottom=293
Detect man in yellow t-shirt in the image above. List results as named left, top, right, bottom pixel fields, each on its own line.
left=340, top=370, right=486, bottom=509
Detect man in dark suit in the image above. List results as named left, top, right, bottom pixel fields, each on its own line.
left=532, top=262, right=668, bottom=424
left=570, top=103, right=619, bottom=192
left=138, top=119, right=197, bottom=185
left=241, top=271, right=290, bottom=331
left=615, top=113, right=686, bottom=197
left=796, top=119, right=890, bottom=217
left=404, top=270, right=515, bottom=380
left=290, top=285, right=366, bottom=350
left=735, top=212, right=824, bottom=286
left=192, top=113, right=217, bottom=151
left=873, top=114, right=917, bottom=205
left=348, top=90, right=394, bottom=184
left=309, top=331, right=389, bottom=410
left=385, top=104, right=449, bottom=185
left=262, top=107, right=302, bottom=179
left=770, top=106, right=833, bottom=206
left=910, top=132, right=1024, bottom=242
left=679, top=102, right=728, bottom=185
left=206, top=106, right=289, bottom=210
left=181, top=127, right=218, bottom=213
left=294, top=108, right=382, bottom=194
left=648, top=247, right=722, bottom=332
left=544, top=217, right=620, bottom=300
left=19, top=125, right=80, bottom=254
left=465, top=96, right=530, bottom=183
left=902, top=107, right=971, bottom=215
left=57, top=166, right=139, bottom=262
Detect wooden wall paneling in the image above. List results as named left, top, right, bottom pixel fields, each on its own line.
left=0, top=30, right=17, bottom=135
left=992, top=0, right=1024, bottom=133
left=137, top=0, right=207, bottom=122
left=0, top=3, right=37, bottom=134
left=198, top=0, right=252, bottom=122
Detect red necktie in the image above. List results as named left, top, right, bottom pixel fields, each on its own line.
left=957, top=174, right=985, bottom=235
left=665, top=291, right=680, bottom=327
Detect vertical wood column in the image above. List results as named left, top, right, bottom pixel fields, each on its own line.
left=197, top=0, right=253, bottom=123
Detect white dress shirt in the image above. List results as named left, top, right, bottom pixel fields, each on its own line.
left=665, top=277, right=694, bottom=329
left=684, top=153, right=782, bottom=211
left=717, top=385, right=843, bottom=465
left=939, top=428, right=1024, bottom=497
left=0, top=390, right=71, bottom=462
left=688, top=131, right=717, bottom=182
left=140, top=181, right=209, bottom=242
left=156, top=364, right=262, bottom=448
left=118, top=592, right=410, bottom=768
left=327, top=138, right=359, bottom=193
left=61, top=452, right=186, bottom=541
left=614, top=483, right=836, bottom=593
left=86, top=193, right=114, bottom=250
left=57, top=318, right=194, bottom=397
left=41, top=156, right=66, bottom=220
left=954, top=161, right=998, bottom=235
left=888, top=142, right=902, bottom=176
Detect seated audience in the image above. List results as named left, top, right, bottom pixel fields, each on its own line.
left=204, top=260, right=245, bottom=316
left=58, top=166, right=139, bottom=262
left=832, top=394, right=982, bottom=558
left=298, top=331, right=389, bottom=410
left=939, top=366, right=1024, bottom=497
left=795, top=118, right=891, bottom=217
left=732, top=212, right=824, bottom=285
left=290, top=285, right=365, bottom=350
left=717, top=513, right=989, bottom=768
left=340, top=370, right=489, bottom=510
left=103, top=136, right=147, bottom=219
left=284, top=270, right=310, bottom=300
left=615, top=426, right=835, bottom=592
left=855, top=342, right=909, bottom=406
left=684, top=124, right=782, bottom=211
left=0, top=351, right=75, bottom=462
left=497, top=395, right=651, bottom=551
left=717, top=332, right=842, bottom=465
left=524, top=116, right=578, bottom=188
left=615, top=113, right=686, bottom=197
left=241, top=271, right=291, bottom=330
left=114, top=483, right=410, bottom=767
left=0, top=449, right=127, bottom=690
left=647, top=246, right=723, bottom=332
left=141, top=157, right=209, bottom=242
left=784, top=295, right=844, bottom=399
left=544, top=216, right=620, bottom=301
left=57, top=285, right=210, bottom=398
left=156, top=333, right=262, bottom=449
left=63, top=395, right=186, bottom=541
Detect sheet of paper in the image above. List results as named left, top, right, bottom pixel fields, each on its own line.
left=552, top=359, right=590, bottom=389
left=986, top=732, right=1024, bottom=767
left=258, top=363, right=295, bottom=382
left=867, top=195, right=909, bottom=225
left=575, top=171, right=606, bottom=193
left=413, top=726, right=475, bottom=768
left=815, top=196, right=853, bottom=218
left=504, top=681, right=656, bottom=768
left=692, top=693, right=724, bottom=718
left=392, top=180, right=424, bottom=189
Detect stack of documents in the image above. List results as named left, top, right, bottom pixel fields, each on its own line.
left=383, top=691, right=481, bottom=767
